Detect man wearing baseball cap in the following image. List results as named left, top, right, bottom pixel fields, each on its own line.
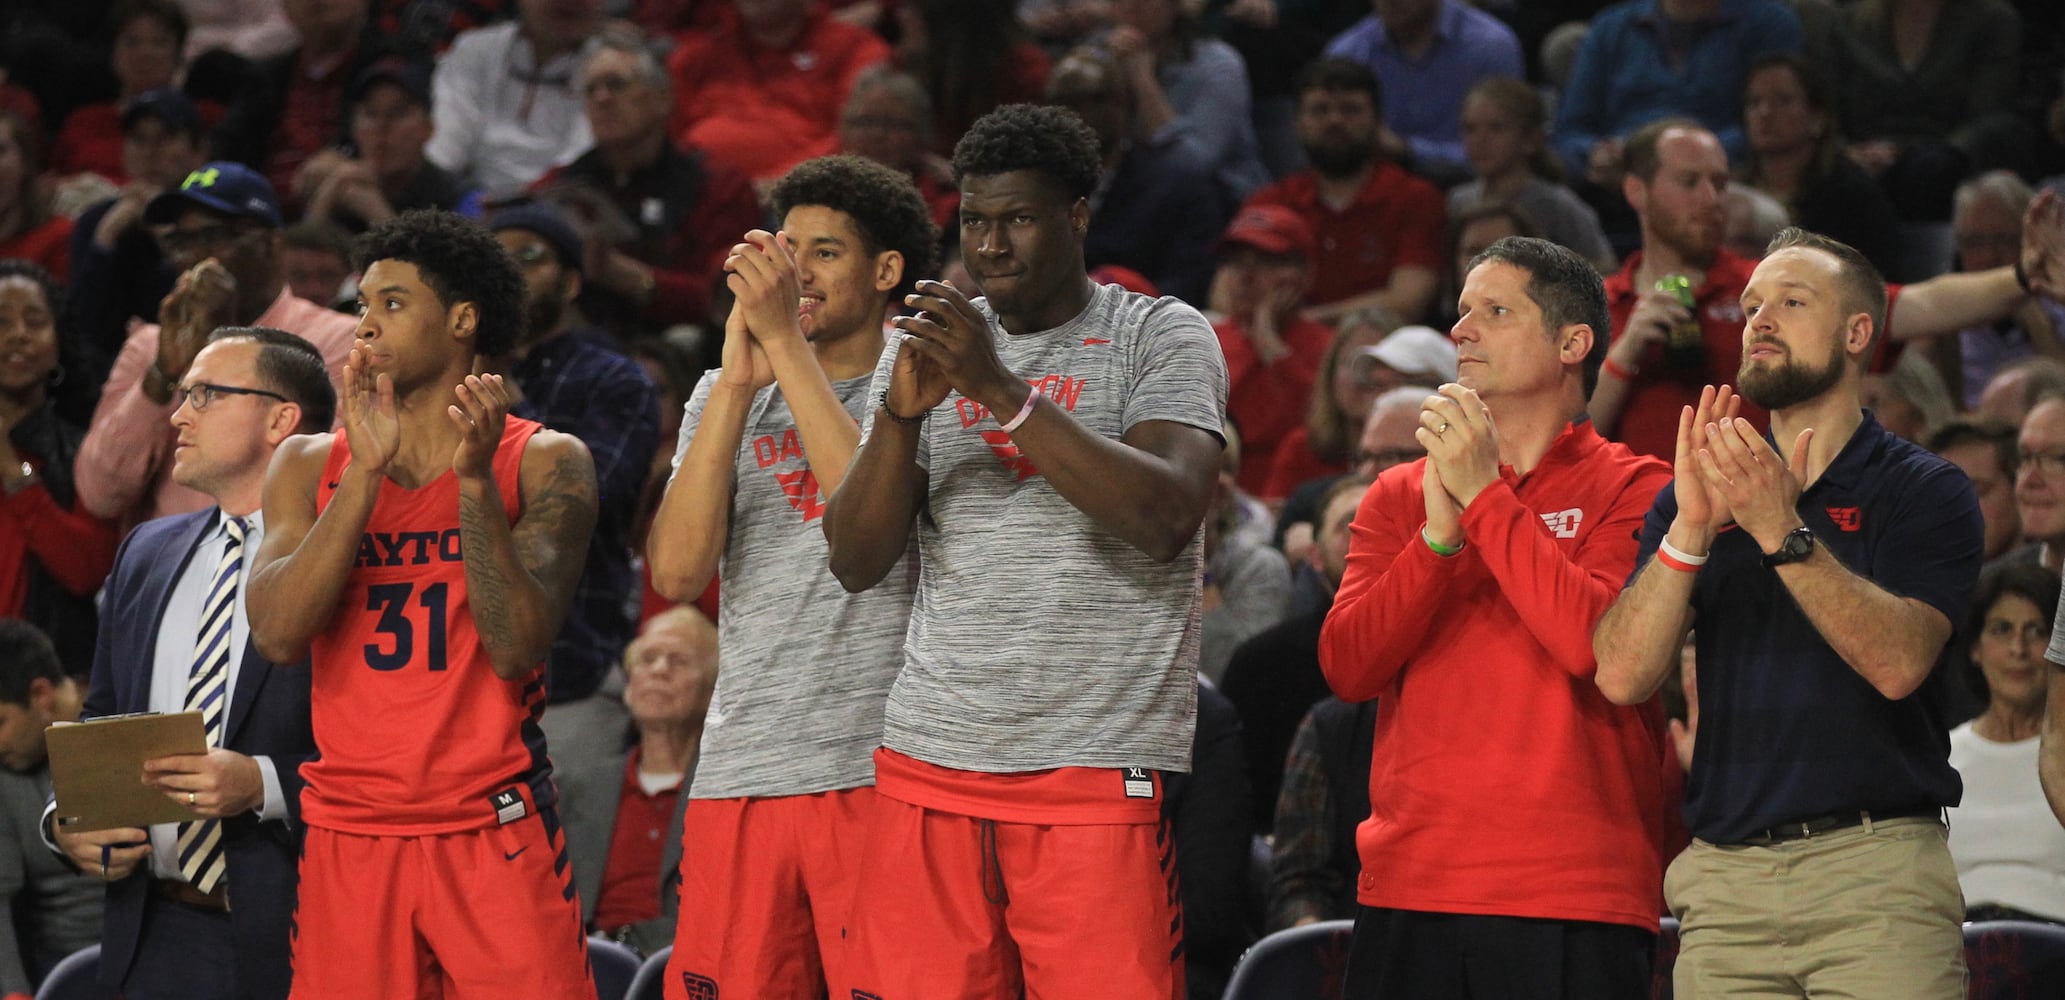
left=68, top=87, right=212, bottom=389
left=1351, top=325, right=1460, bottom=395
left=73, top=163, right=359, bottom=531
left=300, top=59, right=482, bottom=232
left=1213, top=203, right=1335, bottom=496
left=486, top=202, right=659, bottom=775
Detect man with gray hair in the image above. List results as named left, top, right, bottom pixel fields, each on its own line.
left=1322, top=235, right=1672, bottom=997
left=836, top=66, right=959, bottom=231
left=1952, top=170, right=2065, bottom=405
left=529, top=28, right=764, bottom=344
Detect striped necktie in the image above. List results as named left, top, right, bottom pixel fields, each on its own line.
left=177, top=514, right=244, bottom=895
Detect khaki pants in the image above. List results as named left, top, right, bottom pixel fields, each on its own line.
left=1664, top=815, right=1965, bottom=999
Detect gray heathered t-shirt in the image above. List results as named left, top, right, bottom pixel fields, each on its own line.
left=859, top=283, right=1229, bottom=773
left=670, top=370, right=917, bottom=799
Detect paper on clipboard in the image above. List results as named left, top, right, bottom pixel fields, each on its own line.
left=47, top=711, right=208, bottom=832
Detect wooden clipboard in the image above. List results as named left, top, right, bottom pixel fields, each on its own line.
left=47, top=711, right=208, bottom=832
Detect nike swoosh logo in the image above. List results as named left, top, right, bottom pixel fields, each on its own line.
left=504, top=847, right=527, bottom=861
left=1083, top=337, right=1111, bottom=346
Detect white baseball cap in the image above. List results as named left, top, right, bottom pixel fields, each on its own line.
left=1356, top=326, right=1457, bottom=383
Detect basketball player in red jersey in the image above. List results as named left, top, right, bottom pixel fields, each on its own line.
left=246, top=209, right=600, bottom=997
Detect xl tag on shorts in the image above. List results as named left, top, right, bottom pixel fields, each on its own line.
left=1122, top=767, right=1155, bottom=799
left=489, top=787, right=526, bottom=825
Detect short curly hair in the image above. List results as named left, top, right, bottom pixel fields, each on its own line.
left=353, top=209, right=524, bottom=357
left=773, top=154, right=940, bottom=297
left=952, top=103, right=1102, bottom=202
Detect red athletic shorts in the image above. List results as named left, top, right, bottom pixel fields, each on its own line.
left=843, top=756, right=1185, bottom=1000
left=665, top=787, right=876, bottom=1000
left=289, top=815, right=593, bottom=999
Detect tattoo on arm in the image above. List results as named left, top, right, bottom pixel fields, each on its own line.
left=457, top=440, right=597, bottom=671
left=515, top=448, right=599, bottom=603
left=456, top=479, right=521, bottom=651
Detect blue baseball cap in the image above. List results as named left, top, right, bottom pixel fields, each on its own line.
left=489, top=202, right=585, bottom=275
left=145, top=162, right=284, bottom=228
left=121, top=87, right=204, bottom=138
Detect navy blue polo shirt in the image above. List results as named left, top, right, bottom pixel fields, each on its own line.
left=1631, top=411, right=1981, bottom=845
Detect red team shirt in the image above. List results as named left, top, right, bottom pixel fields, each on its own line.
left=1319, top=421, right=1672, bottom=931
left=301, top=417, right=554, bottom=835
left=1240, top=162, right=1446, bottom=308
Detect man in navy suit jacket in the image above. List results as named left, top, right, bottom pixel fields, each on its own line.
left=42, top=326, right=335, bottom=1000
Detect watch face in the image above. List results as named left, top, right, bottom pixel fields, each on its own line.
left=1770, top=528, right=1814, bottom=565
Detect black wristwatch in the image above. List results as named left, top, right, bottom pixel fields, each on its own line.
left=1762, top=526, right=1816, bottom=568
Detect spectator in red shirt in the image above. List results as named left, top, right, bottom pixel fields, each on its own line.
left=0, top=262, right=118, bottom=675
left=560, top=604, right=718, bottom=953
left=214, top=0, right=386, bottom=202
left=1592, top=119, right=2065, bottom=460
left=1243, top=57, right=1445, bottom=325
left=0, top=112, right=71, bottom=283
left=1321, top=236, right=1671, bottom=995
left=665, top=0, right=890, bottom=185
left=534, top=29, right=766, bottom=345
left=1211, top=203, right=1333, bottom=496
left=47, top=0, right=190, bottom=183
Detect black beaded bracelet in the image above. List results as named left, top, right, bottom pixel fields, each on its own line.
left=877, top=389, right=928, bottom=425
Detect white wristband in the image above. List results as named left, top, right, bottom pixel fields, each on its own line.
left=1658, top=538, right=1709, bottom=566
left=999, top=385, right=1040, bottom=434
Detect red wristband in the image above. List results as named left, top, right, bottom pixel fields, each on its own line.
left=1602, top=357, right=1637, bottom=381
left=1654, top=549, right=1698, bottom=573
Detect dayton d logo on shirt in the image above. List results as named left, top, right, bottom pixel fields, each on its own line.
left=753, top=428, right=828, bottom=522
left=1539, top=508, right=1583, bottom=539
left=956, top=374, right=1088, bottom=481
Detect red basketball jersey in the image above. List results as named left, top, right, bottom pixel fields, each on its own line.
left=301, top=418, right=556, bottom=834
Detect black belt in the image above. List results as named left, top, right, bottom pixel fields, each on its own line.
left=150, top=877, right=229, bottom=912
left=1740, top=807, right=1940, bottom=847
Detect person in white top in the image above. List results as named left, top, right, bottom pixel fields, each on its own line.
left=1951, top=561, right=2065, bottom=923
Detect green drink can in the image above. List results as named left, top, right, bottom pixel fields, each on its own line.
left=1654, top=274, right=1704, bottom=372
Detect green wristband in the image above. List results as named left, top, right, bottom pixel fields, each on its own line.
left=1422, top=527, right=1464, bottom=557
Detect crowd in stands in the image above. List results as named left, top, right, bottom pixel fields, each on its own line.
left=4, top=0, right=2065, bottom=995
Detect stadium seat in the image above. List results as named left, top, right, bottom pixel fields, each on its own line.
left=625, top=944, right=671, bottom=1000
left=1221, top=919, right=1355, bottom=1000
left=589, top=937, right=643, bottom=1000
left=33, top=945, right=115, bottom=1000
left=1965, top=919, right=2065, bottom=998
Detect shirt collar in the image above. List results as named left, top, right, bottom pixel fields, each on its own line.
left=1500, top=415, right=1601, bottom=487
left=1792, top=408, right=1882, bottom=494
left=215, top=507, right=264, bottom=539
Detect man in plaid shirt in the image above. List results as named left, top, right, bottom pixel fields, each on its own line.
left=488, top=203, right=659, bottom=757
